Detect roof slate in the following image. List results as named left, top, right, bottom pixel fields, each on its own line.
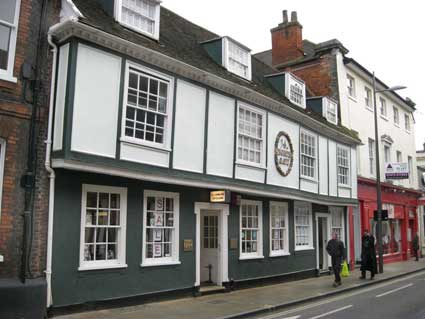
left=70, top=0, right=359, bottom=140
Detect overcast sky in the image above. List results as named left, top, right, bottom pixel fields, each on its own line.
left=164, top=0, right=425, bottom=150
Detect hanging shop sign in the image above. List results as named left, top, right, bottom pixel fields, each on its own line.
left=385, top=162, right=409, bottom=179
left=274, top=131, right=294, bottom=177
left=210, top=190, right=230, bottom=203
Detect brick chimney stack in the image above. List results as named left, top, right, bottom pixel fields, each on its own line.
left=271, top=10, right=304, bottom=67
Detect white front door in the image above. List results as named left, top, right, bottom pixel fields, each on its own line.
left=200, top=210, right=220, bottom=284
left=316, top=213, right=331, bottom=271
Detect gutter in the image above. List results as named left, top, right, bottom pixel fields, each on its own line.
left=45, top=18, right=75, bottom=308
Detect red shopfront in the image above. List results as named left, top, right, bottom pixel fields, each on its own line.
left=357, top=177, right=421, bottom=263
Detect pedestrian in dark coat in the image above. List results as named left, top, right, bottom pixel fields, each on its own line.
left=326, top=232, right=346, bottom=287
left=412, top=233, right=420, bottom=261
left=360, top=229, right=377, bottom=279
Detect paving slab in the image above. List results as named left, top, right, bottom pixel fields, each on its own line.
left=53, top=259, right=425, bottom=319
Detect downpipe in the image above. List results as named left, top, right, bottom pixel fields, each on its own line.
left=45, top=33, right=58, bottom=308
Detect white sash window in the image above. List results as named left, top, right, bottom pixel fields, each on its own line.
left=0, top=0, right=20, bottom=82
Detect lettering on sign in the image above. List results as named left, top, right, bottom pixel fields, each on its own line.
left=274, top=131, right=294, bottom=177
left=210, top=190, right=230, bottom=203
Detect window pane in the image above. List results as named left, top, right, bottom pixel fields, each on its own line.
left=0, top=0, right=17, bottom=24
left=0, top=24, right=11, bottom=70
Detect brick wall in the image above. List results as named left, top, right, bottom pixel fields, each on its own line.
left=0, top=0, right=60, bottom=279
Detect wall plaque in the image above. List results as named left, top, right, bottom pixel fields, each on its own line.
left=274, top=131, right=294, bottom=177
left=229, top=238, right=238, bottom=250
left=183, top=239, right=193, bottom=252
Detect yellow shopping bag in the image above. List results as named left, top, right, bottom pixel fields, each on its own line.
left=341, top=260, right=350, bottom=277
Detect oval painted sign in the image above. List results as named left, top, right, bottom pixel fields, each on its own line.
left=274, top=131, right=294, bottom=177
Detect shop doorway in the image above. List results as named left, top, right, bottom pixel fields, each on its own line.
left=194, top=203, right=229, bottom=290
left=316, top=213, right=331, bottom=272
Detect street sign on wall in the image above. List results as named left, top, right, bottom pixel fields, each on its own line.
left=385, top=162, right=409, bottom=179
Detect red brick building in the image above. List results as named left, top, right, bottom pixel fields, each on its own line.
left=0, top=1, right=58, bottom=317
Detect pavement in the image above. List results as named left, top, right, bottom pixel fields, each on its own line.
left=53, top=259, right=425, bottom=319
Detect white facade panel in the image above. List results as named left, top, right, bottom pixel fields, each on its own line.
left=351, top=147, right=358, bottom=198
left=173, top=80, right=206, bottom=173
left=338, top=187, right=351, bottom=198
left=53, top=43, right=70, bottom=151
left=328, top=140, right=337, bottom=196
left=319, top=136, right=328, bottom=195
left=206, top=92, right=235, bottom=178
left=71, top=44, right=122, bottom=158
left=300, top=179, right=318, bottom=193
left=120, top=142, right=169, bottom=167
left=267, top=113, right=299, bottom=189
left=235, top=164, right=265, bottom=184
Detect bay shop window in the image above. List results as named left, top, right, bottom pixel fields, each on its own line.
left=142, top=190, right=180, bottom=266
left=79, top=185, right=128, bottom=270
left=294, top=202, right=313, bottom=250
left=240, top=200, right=263, bottom=259
left=122, top=63, right=174, bottom=149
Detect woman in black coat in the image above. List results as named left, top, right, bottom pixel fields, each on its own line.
left=360, top=229, right=377, bottom=279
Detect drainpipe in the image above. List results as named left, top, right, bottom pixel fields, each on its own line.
left=45, top=32, right=58, bottom=308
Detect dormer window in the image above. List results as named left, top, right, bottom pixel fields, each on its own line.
left=285, top=73, right=306, bottom=108
left=115, top=0, right=160, bottom=40
left=323, top=97, right=338, bottom=125
left=223, top=37, right=252, bottom=81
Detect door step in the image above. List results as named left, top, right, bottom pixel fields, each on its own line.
left=199, top=285, right=226, bottom=296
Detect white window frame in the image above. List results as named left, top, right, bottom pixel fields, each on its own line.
left=300, top=129, right=318, bottom=181
left=0, top=0, right=21, bottom=83
left=364, top=86, right=372, bottom=110
left=408, top=156, right=413, bottom=185
left=120, top=61, right=174, bottom=151
left=383, top=143, right=391, bottom=164
left=330, top=207, right=345, bottom=242
left=269, top=201, right=289, bottom=257
left=393, top=106, right=400, bottom=126
left=239, top=199, right=263, bottom=260
left=142, top=190, right=180, bottom=267
left=284, top=73, right=306, bottom=108
left=222, top=37, right=252, bottom=81
left=0, top=139, right=6, bottom=219
left=368, top=138, right=375, bottom=176
left=405, top=113, right=411, bottom=132
left=337, top=144, right=350, bottom=187
left=396, top=151, right=402, bottom=163
left=79, top=184, right=128, bottom=271
left=236, top=102, right=266, bottom=168
left=114, top=0, right=161, bottom=40
left=347, top=74, right=356, bottom=99
left=323, top=97, right=338, bottom=125
left=379, top=97, right=387, bottom=119
left=294, top=201, right=314, bottom=251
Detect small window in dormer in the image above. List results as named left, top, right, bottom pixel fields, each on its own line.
left=323, top=97, right=338, bottom=125
left=223, top=37, right=252, bottom=81
left=285, top=73, right=306, bottom=108
left=115, top=0, right=160, bottom=40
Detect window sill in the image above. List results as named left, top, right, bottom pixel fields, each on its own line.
left=294, top=246, right=314, bottom=252
left=141, top=260, right=181, bottom=267
left=338, top=184, right=351, bottom=189
left=348, top=95, right=357, bottom=103
left=239, top=255, right=264, bottom=261
left=269, top=252, right=290, bottom=258
left=365, top=106, right=373, bottom=113
left=0, top=74, right=18, bottom=84
left=394, top=123, right=400, bottom=128
left=120, top=138, right=171, bottom=153
left=78, top=263, right=128, bottom=271
left=405, top=130, right=411, bottom=134
left=300, top=176, right=318, bottom=183
left=380, top=115, right=389, bottom=121
left=235, top=161, right=267, bottom=171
